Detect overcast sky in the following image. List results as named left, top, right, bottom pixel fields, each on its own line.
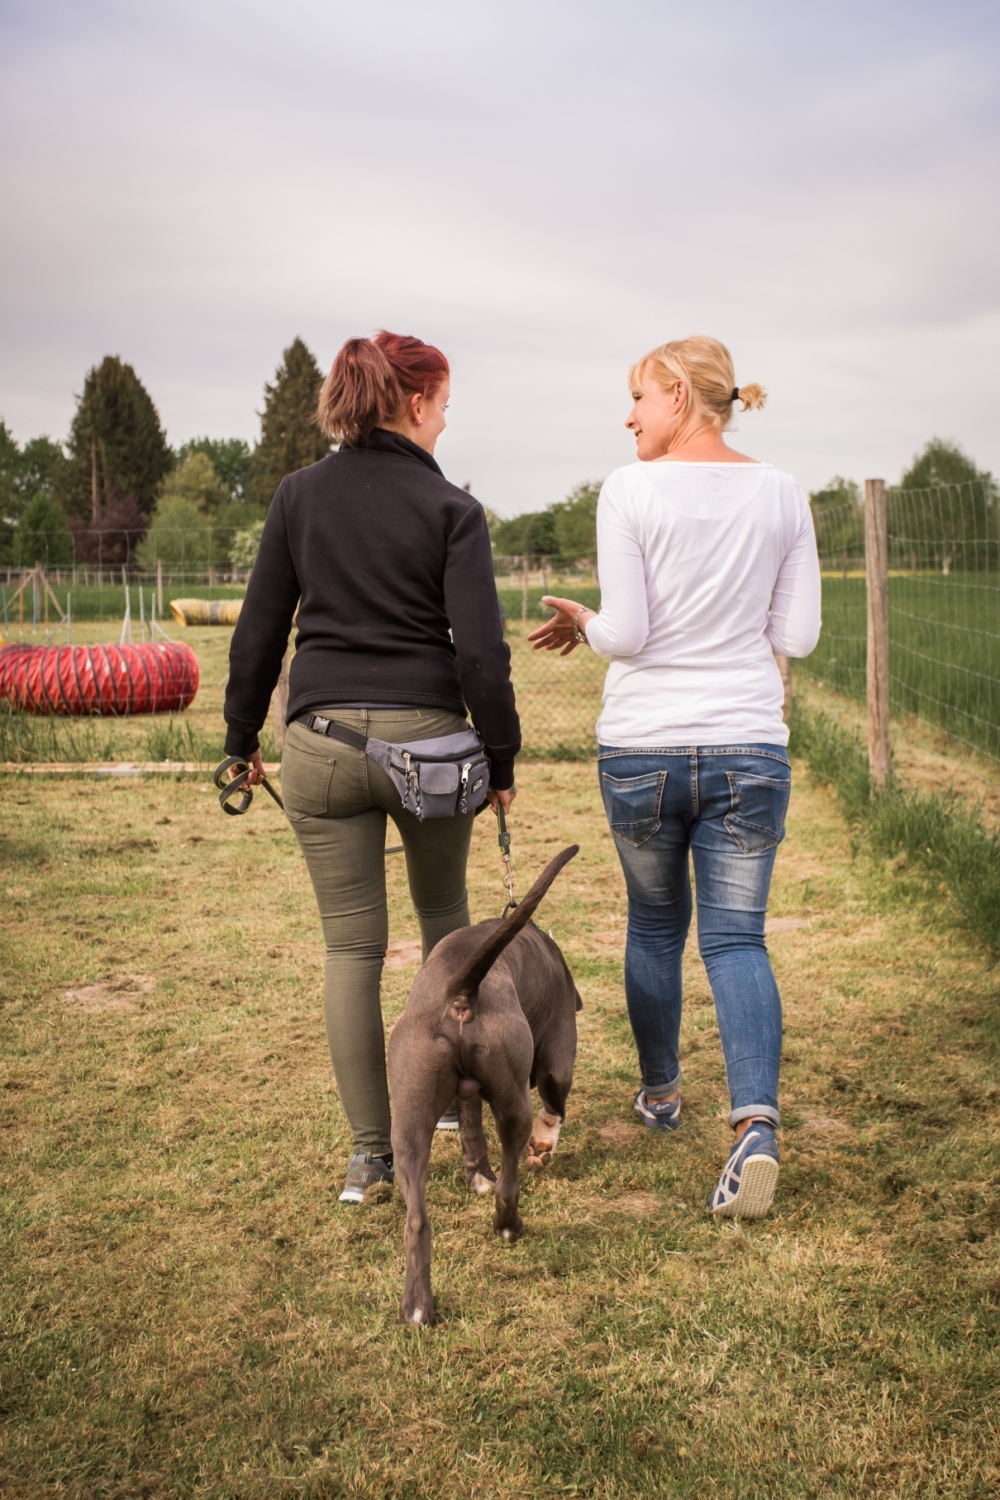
left=1, top=0, right=998, bottom=513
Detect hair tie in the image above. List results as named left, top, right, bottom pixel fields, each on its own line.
left=731, top=387, right=740, bottom=401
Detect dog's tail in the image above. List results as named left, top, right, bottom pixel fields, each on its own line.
left=448, top=845, right=579, bottom=1011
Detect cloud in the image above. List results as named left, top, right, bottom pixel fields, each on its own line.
left=1, top=0, right=998, bottom=509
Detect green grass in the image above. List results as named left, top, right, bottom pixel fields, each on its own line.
left=790, top=699, right=1000, bottom=953
left=1, top=582, right=248, bottom=625
left=804, top=574, right=1000, bottom=763
left=2, top=752, right=1000, bottom=1496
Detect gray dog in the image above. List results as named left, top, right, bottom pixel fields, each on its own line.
left=388, top=845, right=580, bottom=1326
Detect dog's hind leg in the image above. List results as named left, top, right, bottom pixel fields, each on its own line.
left=457, top=1093, right=495, bottom=1195
left=491, top=1086, right=533, bottom=1242
left=526, top=1030, right=575, bottom=1171
left=392, top=1112, right=437, bottom=1327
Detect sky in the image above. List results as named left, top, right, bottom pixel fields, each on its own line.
left=1, top=0, right=998, bottom=515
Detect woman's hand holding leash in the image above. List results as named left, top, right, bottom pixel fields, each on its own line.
left=487, top=786, right=516, bottom=816
left=232, top=749, right=267, bottom=785
left=527, top=596, right=596, bottom=656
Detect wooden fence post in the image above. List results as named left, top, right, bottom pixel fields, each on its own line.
left=865, top=477, right=890, bottom=788
left=157, top=559, right=164, bottom=618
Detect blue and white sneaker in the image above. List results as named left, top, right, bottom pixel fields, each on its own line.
left=708, top=1123, right=779, bottom=1219
left=633, top=1088, right=681, bottom=1132
left=338, top=1152, right=395, bottom=1204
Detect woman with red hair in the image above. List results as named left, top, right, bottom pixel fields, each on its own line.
left=225, top=331, right=520, bottom=1205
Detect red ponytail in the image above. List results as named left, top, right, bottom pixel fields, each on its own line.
left=318, top=331, right=449, bottom=444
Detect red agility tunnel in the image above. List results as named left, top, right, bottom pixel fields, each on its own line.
left=0, top=641, right=200, bottom=716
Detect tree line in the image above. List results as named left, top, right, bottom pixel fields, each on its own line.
left=810, top=441, right=1000, bottom=571
left=0, top=337, right=329, bottom=570
left=4, top=347, right=996, bottom=578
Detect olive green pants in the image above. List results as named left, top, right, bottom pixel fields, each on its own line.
left=281, top=707, right=475, bottom=1154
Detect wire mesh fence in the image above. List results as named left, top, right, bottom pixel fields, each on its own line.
left=802, top=479, right=1000, bottom=767
left=1, top=550, right=606, bottom=761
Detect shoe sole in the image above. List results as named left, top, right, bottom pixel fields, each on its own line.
left=338, top=1185, right=365, bottom=1204
left=710, top=1154, right=778, bottom=1220
left=435, top=1118, right=459, bottom=1131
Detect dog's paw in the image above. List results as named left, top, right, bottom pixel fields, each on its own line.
left=491, top=1218, right=524, bottom=1242
left=400, top=1299, right=435, bottom=1327
left=525, top=1111, right=562, bottom=1170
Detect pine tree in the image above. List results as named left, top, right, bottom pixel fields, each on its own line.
left=57, top=356, right=172, bottom=524
left=247, top=338, right=330, bottom=508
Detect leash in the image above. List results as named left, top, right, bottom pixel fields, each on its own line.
left=213, top=756, right=285, bottom=816
left=496, top=801, right=518, bottom=917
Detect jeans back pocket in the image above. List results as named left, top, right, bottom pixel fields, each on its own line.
left=724, top=770, right=790, bottom=854
left=601, top=769, right=667, bottom=847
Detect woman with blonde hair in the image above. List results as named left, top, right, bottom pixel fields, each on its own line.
left=530, top=336, right=820, bottom=1219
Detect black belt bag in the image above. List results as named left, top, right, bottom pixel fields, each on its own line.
left=303, top=713, right=490, bottom=821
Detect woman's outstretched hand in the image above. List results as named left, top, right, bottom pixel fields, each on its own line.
left=527, top=596, right=596, bottom=655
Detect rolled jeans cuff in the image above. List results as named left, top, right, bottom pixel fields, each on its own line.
left=644, top=1069, right=682, bottom=1096
left=729, top=1104, right=779, bottom=1129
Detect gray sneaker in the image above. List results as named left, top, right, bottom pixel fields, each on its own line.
left=338, top=1152, right=395, bottom=1204
left=435, top=1100, right=460, bottom=1131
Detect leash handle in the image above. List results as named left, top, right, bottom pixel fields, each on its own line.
left=496, top=801, right=518, bottom=917
left=213, top=756, right=285, bottom=816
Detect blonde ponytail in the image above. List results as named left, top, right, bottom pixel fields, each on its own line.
left=630, top=336, right=766, bottom=431
left=735, top=382, right=766, bottom=413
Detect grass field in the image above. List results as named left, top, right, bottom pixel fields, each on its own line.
left=2, top=583, right=248, bottom=626
left=2, top=741, right=1000, bottom=1496
left=803, top=574, right=1000, bottom=764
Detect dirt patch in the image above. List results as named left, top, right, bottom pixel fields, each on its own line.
left=597, top=1120, right=644, bottom=1146
left=384, top=940, right=423, bottom=970
left=802, top=1114, right=857, bottom=1142
left=602, top=1192, right=661, bottom=1218
left=62, top=976, right=156, bottom=1013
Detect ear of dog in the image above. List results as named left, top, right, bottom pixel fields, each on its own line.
left=448, top=845, right=579, bottom=1004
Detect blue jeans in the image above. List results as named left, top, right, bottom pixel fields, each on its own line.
left=597, top=745, right=791, bottom=1128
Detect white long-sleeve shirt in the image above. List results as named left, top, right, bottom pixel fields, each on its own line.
left=585, top=461, right=821, bottom=748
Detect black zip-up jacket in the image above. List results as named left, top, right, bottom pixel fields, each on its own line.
left=223, top=429, right=520, bottom=789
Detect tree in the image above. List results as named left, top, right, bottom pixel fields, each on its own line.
left=159, top=452, right=229, bottom=517
left=230, top=519, right=266, bottom=573
left=552, top=481, right=600, bottom=561
left=491, top=508, right=560, bottom=560
left=137, top=495, right=211, bottom=573
left=57, top=356, right=172, bottom=524
left=0, top=423, right=69, bottom=564
left=17, top=493, right=74, bottom=568
left=809, top=476, right=863, bottom=564
left=247, top=338, right=330, bottom=508
left=176, top=437, right=253, bottom=502
left=490, top=480, right=603, bottom=562
left=899, top=438, right=995, bottom=493
left=892, top=440, right=998, bottom=572
left=150, top=451, right=264, bottom=567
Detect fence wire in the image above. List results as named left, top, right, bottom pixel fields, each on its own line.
left=803, top=480, right=1000, bottom=769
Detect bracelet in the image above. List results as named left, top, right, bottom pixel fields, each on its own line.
left=572, top=607, right=589, bottom=644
